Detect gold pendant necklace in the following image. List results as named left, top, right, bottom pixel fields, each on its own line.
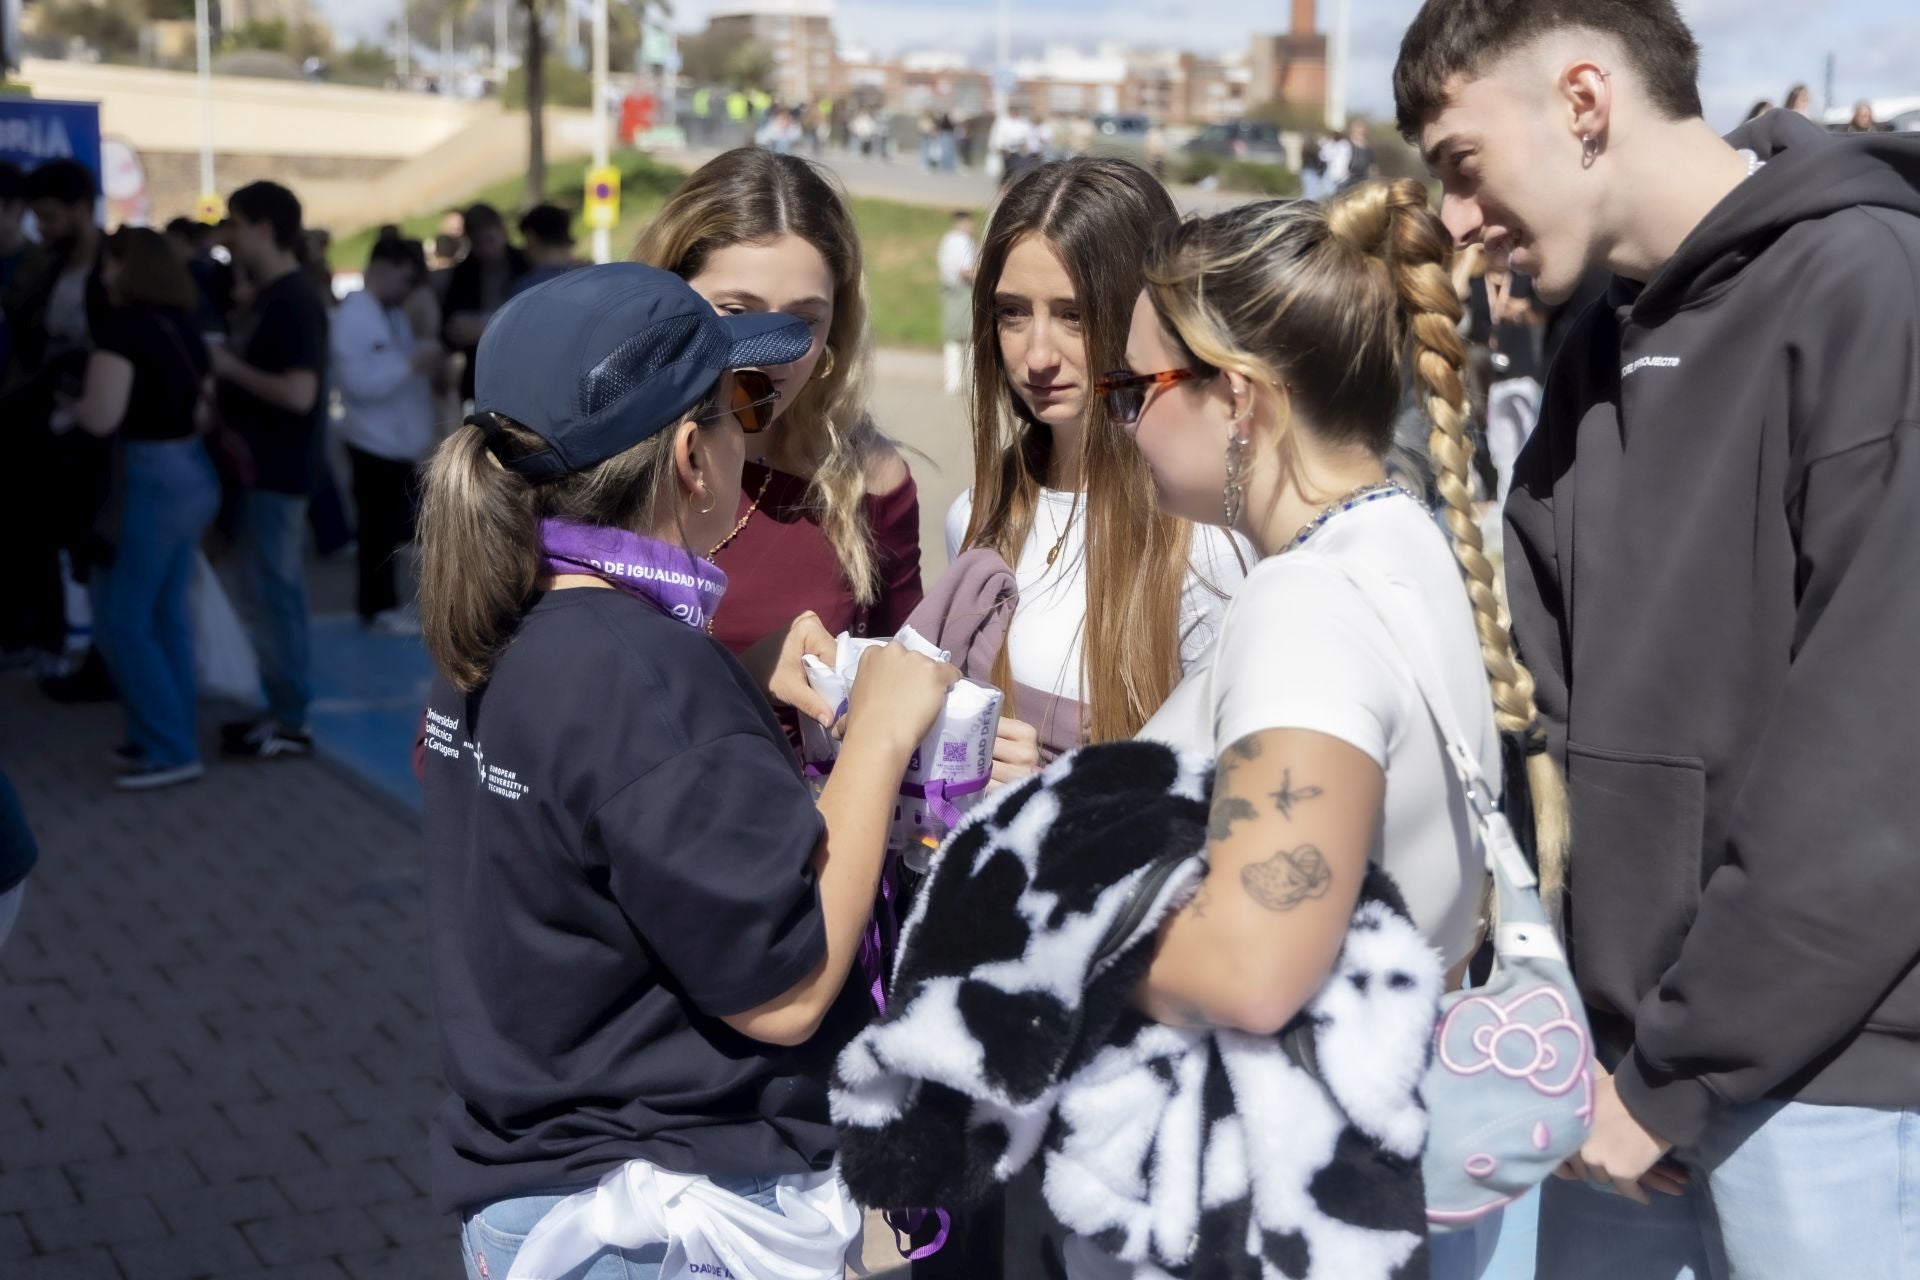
left=707, top=468, right=773, bottom=559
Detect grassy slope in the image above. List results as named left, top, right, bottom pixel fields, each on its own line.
left=330, top=153, right=978, bottom=351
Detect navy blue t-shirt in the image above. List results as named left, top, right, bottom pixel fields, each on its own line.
left=422, top=587, right=866, bottom=1214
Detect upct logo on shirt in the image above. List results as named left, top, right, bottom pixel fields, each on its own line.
left=1622, top=355, right=1682, bottom=378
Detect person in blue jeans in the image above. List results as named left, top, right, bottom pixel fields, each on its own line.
left=417, top=265, right=957, bottom=1279
left=1396, top=1, right=1920, bottom=1275
left=64, top=228, right=222, bottom=791
left=210, top=181, right=329, bottom=760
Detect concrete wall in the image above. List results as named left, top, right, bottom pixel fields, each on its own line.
left=19, top=58, right=484, bottom=159
left=17, top=59, right=597, bottom=232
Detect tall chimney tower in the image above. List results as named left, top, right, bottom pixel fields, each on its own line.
left=1292, top=0, right=1316, bottom=37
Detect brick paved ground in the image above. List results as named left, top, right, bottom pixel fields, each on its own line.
left=0, top=670, right=453, bottom=1280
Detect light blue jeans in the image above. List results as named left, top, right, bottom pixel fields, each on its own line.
left=459, top=1173, right=785, bottom=1280
left=92, top=439, right=220, bottom=767
left=1536, top=1099, right=1919, bottom=1279
left=1430, top=1206, right=1503, bottom=1280
left=234, top=490, right=312, bottom=729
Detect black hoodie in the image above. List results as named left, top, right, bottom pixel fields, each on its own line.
left=1505, top=111, right=1920, bottom=1149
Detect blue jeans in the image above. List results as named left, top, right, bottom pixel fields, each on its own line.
left=92, top=440, right=220, bottom=767
left=1536, top=1099, right=1919, bottom=1279
left=234, top=490, right=312, bottom=728
left=1430, top=1207, right=1503, bottom=1280
left=459, top=1173, right=785, bottom=1280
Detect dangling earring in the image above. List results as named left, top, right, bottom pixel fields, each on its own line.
left=813, top=346, right=837, bottom=382
left=693, top=485, right=718, bottom=516
left=1223, top=426, right=1251, bottom=530
left=1581, top=133, right=1600, bottom=169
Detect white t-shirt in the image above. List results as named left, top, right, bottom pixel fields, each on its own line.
left=937, top=230, right=977, bottom=289
left=331, top=289, right=438, bottom=464
left=945, top=488, right=1249, bottom=704
left=1137, top=495, right=1499, bottom=964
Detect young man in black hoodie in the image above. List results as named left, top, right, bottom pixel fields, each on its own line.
left=1396, top=1, right=1920, bottom=1275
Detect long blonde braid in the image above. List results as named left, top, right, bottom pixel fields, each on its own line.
left=1328, top=180, right=1571, bottom=909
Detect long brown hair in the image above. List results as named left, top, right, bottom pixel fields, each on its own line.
left=416, top=403, right=712, bottom=692
left=631, top=149, right=885, bottom=603
left=105, top=227, right=198, bottom=311
left=960, top=157, right=1200, bottom=744
left=1144, top=180, right=1570, bottom=903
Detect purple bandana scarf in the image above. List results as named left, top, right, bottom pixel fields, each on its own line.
left=539, top=519, right=729, bottom=631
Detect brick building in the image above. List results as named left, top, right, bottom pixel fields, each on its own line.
left=1247, top=0, right=1327, bottom=113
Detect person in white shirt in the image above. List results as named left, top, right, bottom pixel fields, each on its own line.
left=1096, top=180, right=1569, bottom=1280
left=949, top=156, right=1248, bottom=774
left=937, top=211, right=978, bottom=395
left=332, top=236, right=444, bottom=633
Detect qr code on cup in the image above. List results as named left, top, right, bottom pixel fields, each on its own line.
left=940, top=740, right=969, bottom=765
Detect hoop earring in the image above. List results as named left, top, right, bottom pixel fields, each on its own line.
left=1223, top=427, right=1251, bottom=529
left=813, top=346, right=837, bottom=382
left=1581, top=133, right=1600, bottom=169
left=693, top=486, right=718, bottom=516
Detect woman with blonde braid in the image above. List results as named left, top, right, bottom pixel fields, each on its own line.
left=1082, top=179, right=1571, bottom=1277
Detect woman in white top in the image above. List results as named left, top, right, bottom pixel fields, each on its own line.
left=1104, top=180, right=1569, bottom=1277
left=948, top=156, right=1246, bottom=775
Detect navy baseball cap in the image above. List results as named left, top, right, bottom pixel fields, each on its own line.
left=473, top=262, right=813, bottom=480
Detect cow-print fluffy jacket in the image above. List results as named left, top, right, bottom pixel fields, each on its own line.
left=831, top=740, right=1444, bottom=1280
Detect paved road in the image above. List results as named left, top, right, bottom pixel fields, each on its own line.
left=655, top=144, right=1254, bottom=214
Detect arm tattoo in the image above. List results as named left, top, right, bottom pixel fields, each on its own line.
left=1270, top=769, right=1324, bottom=821
left=1241, top=844, right=1333, bottom=912
left=1187, top=883, right=1213, bottom=919
left=1225, top=736, right=1263, bottom=766
left=1208, top=794, right=1257, bottom=844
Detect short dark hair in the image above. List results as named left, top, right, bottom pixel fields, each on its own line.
left=951, top=209, right=973, bottom=223
left=517, top=203, right=574, bottom=249
left=228, top=181, right=304, bottom=251
left=463, top=202, right=505, bottom=234
left=165, top=215, right=197, bottom=239
left=0, top=161, right=29, bottom=204
left=368, top=234, right=427, bottom=284
left=1393, top=0, right=1703, bottom=139
left=24, top=159, right=97, bottom=206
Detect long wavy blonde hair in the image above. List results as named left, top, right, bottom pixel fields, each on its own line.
left=1145, top=179, right=1571, bottom=905
left=631, top=149, right=886, bottom=603
left=961, top=157, right=1200, bottom=744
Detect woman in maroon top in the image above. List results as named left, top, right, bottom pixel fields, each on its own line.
left=633, top=150, right=923, bottom=678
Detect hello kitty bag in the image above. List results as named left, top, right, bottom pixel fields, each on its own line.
left=1321, top=559, right=1595, bottom=1231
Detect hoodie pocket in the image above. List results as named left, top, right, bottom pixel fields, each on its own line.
left=1563, top=744, right=1707, bottom=1022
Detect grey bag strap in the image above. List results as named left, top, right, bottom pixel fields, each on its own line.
left=1306, top=554, right=1539, bottom=900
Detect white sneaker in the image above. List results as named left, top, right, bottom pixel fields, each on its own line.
left=115, top=761, right=206, bottom=792
left=370, top=607, right=422, bottom=637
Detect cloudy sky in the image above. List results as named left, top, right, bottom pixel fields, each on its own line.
left=323, top=0, right=1918, bottom=130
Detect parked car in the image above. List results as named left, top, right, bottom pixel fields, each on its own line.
left=1182, top=120, right=1287, bottom=164
left=1092, top=113, right=1152, bottom=139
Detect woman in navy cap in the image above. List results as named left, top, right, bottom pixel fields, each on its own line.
left=414, top=263, right=957, bottom=1280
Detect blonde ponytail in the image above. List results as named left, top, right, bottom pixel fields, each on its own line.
left=1357, top=179, right=1571, bottom=909
left=417, top=424, right=542, bottom=693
